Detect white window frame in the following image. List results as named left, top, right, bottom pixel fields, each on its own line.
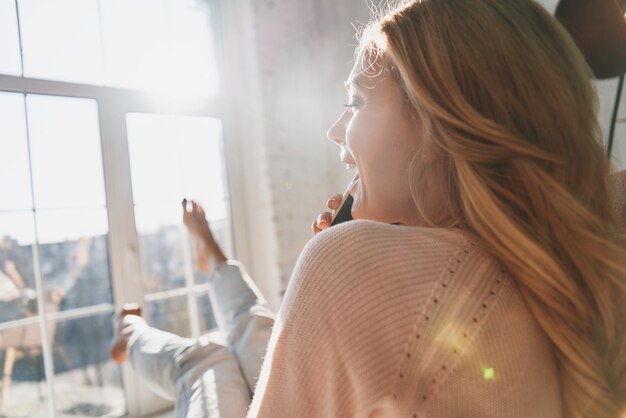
left=0, top=0, right=276, bottom=416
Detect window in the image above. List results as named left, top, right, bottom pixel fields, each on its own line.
left=126, top=113, right=230, bottom=337
left=0, top=1, right=233, bottom=417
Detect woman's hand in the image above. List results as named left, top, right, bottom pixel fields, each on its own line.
left=311, top=193, right=343, bottom=235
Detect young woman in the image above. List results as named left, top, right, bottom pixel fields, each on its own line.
left=111, top=0, right=626, bottom=417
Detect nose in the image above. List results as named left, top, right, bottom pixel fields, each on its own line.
left=326, top=109, right=348, bottom=146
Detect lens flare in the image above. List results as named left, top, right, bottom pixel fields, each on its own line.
left=483, top=367, right=495, bottom=381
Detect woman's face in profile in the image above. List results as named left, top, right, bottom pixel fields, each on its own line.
left=327, top=59, right=423, bottom=226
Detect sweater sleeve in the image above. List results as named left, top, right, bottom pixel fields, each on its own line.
left=247, top=222, right=417, bottom=418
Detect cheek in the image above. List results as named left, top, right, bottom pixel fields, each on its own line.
left=346, top=111, right=417, bottom=175
left=344, top=115, right=366, bottom=153
left=344, top=113, right=387, bottom=163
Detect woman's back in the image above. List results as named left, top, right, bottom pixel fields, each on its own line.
left=250, top=220, right=561, bottom=417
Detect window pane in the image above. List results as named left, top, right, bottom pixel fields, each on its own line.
left=127, top=113, right=227, bottom=208
left=128, top=113, right=231, bottom=295
left=127, top=132, right=181, bottom=206
left=135, top=204, right=186, bottom=293
left=0, top=212, right=38, bottom=322
left=0, top=92, right=32, bottom=211
left=18, top=0, right=103, bottom=85
left=179, top=126, right=228, bottom=207
left=0, top=0, right=22, bottom=76
left=196, top=290, right=217, bottom=334
left=51, top=314, right=126, bottom=418
left=146, top=295, right=192, bottom=337
left=36, top=209, right=112, bottom=311
left=0, top=328, right=49, bottom=417
left=135, top=205, right=232, bottom=293
left=100, top=0, right=218, bottom=95
left=27, top=95, right=106, bottom=209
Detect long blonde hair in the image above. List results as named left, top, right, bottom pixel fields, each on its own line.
left=358, top=1, right=626, bottom=417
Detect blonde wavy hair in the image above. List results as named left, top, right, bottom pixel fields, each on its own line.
left=357, top=1, right=626, bottom=417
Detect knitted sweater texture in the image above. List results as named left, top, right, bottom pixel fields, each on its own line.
left=248, top=219, right=562, bottom=418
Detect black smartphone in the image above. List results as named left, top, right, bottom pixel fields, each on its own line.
left=330, top=173, right=359, bottom=226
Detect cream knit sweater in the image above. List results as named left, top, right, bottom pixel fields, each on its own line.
left=248, top=220, right=562, bottom=417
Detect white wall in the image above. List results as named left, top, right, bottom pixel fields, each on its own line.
left=244, top=0, right=370, bottom=295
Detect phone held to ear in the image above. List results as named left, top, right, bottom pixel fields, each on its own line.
left=330, top=172, right=359, bottom=226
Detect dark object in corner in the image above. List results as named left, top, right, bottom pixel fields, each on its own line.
left=556, top=0, right=626, bottom=79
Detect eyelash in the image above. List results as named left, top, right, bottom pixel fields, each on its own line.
left=344, top=92, right=363, bottom=111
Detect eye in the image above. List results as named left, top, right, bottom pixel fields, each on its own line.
left=344, top=96, right=362, bottom=111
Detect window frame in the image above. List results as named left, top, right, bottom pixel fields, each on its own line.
left=0, top=0, right=267, bottom=415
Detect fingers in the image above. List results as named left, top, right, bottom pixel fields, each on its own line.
left=312, top=212, right=332, bottom=235
left=312, top=193, right=342, bottom=235
left=318, top=212, right=331, bottom=227
left=311, top=220, right=319, bottom=235
left=326, top=194, right=343, bottom=210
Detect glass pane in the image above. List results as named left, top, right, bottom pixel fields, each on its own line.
left=127, top=113, right=227, bottom=208
left=100, top=0, right=218, bottom=95
left=128, top=113, right=231, bottom=293
left=0, top=212, right=38, bottom=322
left=36, top=209, right=112, bottom=311
left=179, top=124, right=228, bottom=207
left=146, top=295, right=192, bottom=337
left=196, top=289, right=217, bottom=334
left=135, top=206, right=232, bottom=293
left=18, top=0, right=103, bottom=85
left=0, top=92, right=32, bottom=211
left=127, top=131, right=181, bottom=206
left=27, top=95, right=106, bottom=209
left=51, top=313, right=126, bottom=418
left=0, top=328, right=49, bottom=417
left=135, top=204, right=186, bottom=293
left=0, top=0, right=22, bottom=76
